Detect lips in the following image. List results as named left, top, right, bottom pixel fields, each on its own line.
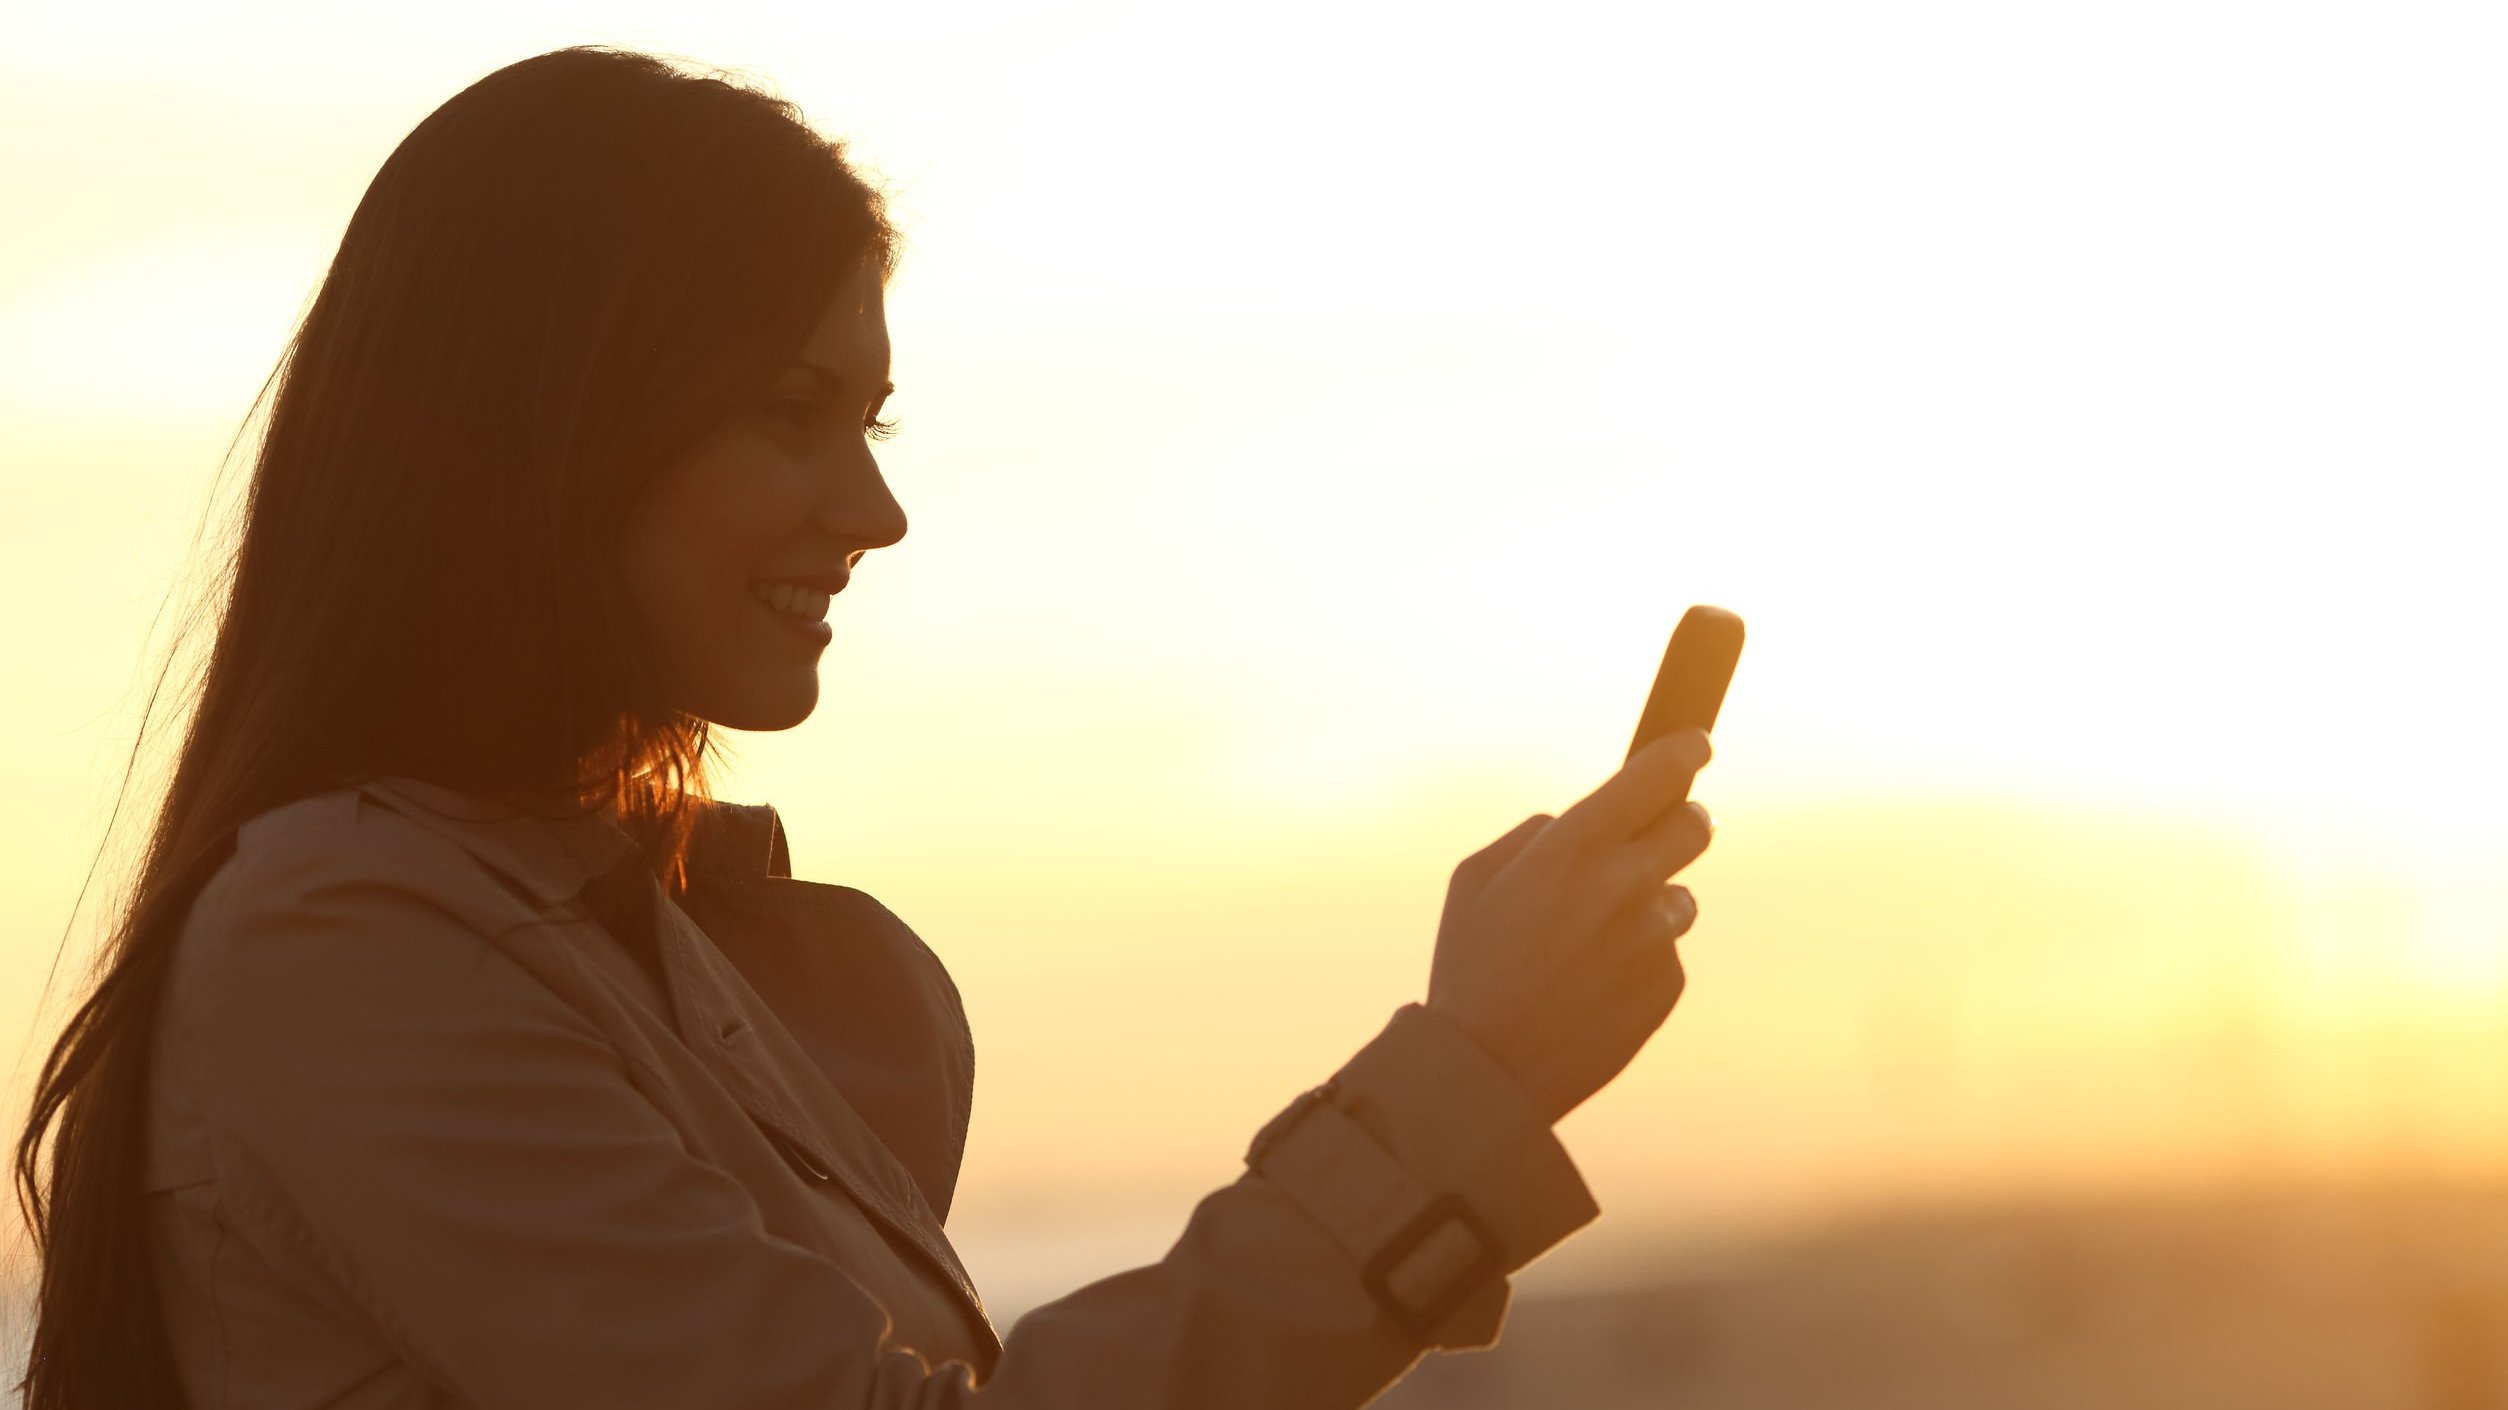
left=753, top=568, right=849, bottom=595
left=749, top=579, right=833, bottom=620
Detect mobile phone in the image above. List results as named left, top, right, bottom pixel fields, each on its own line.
left=1625, top=605, right=1745, bottom=771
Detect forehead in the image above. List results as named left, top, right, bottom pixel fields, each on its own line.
left=795, top=256, right=889, bottom=375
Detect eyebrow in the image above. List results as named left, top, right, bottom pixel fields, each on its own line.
left=791, top=361, right=894, bottom=398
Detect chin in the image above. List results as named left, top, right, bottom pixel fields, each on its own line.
left=694, top=681, right=819, bottom=732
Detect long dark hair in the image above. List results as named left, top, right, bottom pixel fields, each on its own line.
left=11, top=45, right=898, bottom=1406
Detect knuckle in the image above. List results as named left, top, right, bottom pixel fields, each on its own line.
left=1603, top=853, right=1650, bottom=895
left=1658, top=822, right=1698, bottom=861
left=1660, top=825, right=1707, bottom=871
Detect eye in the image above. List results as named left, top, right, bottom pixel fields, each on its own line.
left=865, top=411, right=900, bottom=443
left=768, top=397, right=823, bottom=430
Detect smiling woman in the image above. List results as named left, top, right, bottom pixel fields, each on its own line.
left=10, top=38, right=1700, bottom=1410
left=7, top=43, right=910, bottom=1407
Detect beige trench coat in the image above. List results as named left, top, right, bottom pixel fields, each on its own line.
left=144, top=774, right=1602, bottom=1407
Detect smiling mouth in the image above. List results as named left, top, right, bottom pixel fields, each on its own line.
left=748, top=580, right=833, bottom=621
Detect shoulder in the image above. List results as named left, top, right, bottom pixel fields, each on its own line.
left=172, top=788, right=552, bottom=1029
left=191, top=785, right=543, bottom=940
left=158, top=795, right=644, bottom=1195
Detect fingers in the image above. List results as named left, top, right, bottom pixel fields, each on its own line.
left=1551, top=728, right=1712, bottom=853
left=1633, top=799, right=1714, bottom=881
left=1641, top=727, right=1714, bottom=775
left=1535, top=800, right=1712, bottom=948
left=1630, top=887, right=1693, bottom=1009
left=1661, top=882, right=1698, bottom=936
left=1546, top=893, right=1691, bottom=1057
left=1605, top=891, right=1689, bottom=1017
left=1605, top=881, right=1696, bottom=945
left=1577, top=799, right=1715, bottom=924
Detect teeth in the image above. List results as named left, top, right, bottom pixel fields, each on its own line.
left=748, top=580, right=831, bottom=618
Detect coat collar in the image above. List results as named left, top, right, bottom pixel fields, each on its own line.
left=348, top=774, right=793, bottom=902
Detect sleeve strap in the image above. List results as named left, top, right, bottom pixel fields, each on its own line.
left=1241, top=1003, right=1601, bottom=1346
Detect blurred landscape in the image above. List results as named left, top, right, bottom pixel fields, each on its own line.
left=1377, top=1179, right=2508, bottom=1410
left=16, top=1178, right=2508, bottom=1405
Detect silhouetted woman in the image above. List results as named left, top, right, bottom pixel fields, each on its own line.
left=12, top=44, right=1716, bottom=1408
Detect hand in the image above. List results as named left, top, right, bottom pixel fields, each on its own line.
left=1424, top=728, right=1715, bottom=1126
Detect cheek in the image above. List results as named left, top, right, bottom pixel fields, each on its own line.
left=622, top=447, right=804, bottom=629
left=620, top=497, right=702, bottom=631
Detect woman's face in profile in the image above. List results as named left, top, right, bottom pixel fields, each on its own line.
left=619, top=254, right=901, bottom=732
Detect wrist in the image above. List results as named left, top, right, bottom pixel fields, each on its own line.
left=1416, top=1000, right=1569, bottom=1127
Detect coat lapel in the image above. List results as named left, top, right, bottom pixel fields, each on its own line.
left=348, top=776, right=999, bottom=1361
left=645, top=876, right=995, bottom=1339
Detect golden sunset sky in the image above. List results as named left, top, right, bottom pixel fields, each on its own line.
left=4, top=0, right=2502, bottom=1317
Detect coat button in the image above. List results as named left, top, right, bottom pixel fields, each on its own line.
left=762, top=1121, right=832, bottom=1182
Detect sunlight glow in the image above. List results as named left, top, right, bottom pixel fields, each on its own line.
left=3, top=0, right=2501, bottom=1301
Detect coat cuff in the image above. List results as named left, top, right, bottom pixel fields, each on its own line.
left=1241, top=1003, right=1600, bottom=1349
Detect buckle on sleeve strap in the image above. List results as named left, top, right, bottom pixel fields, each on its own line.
left=1243, top=1080, right=1506, bottom=1340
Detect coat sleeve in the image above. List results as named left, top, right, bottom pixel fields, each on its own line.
left=167, top=823, right=1601, bottom=1410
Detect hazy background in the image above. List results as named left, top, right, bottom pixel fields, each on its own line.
left=5, top=0, right=2504, bottom=1400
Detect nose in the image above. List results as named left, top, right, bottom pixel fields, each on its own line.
left=811, top=491, right=906, bottom=556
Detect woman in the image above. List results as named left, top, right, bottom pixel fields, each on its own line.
left=11, top=44, right=1716, bottom=1409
